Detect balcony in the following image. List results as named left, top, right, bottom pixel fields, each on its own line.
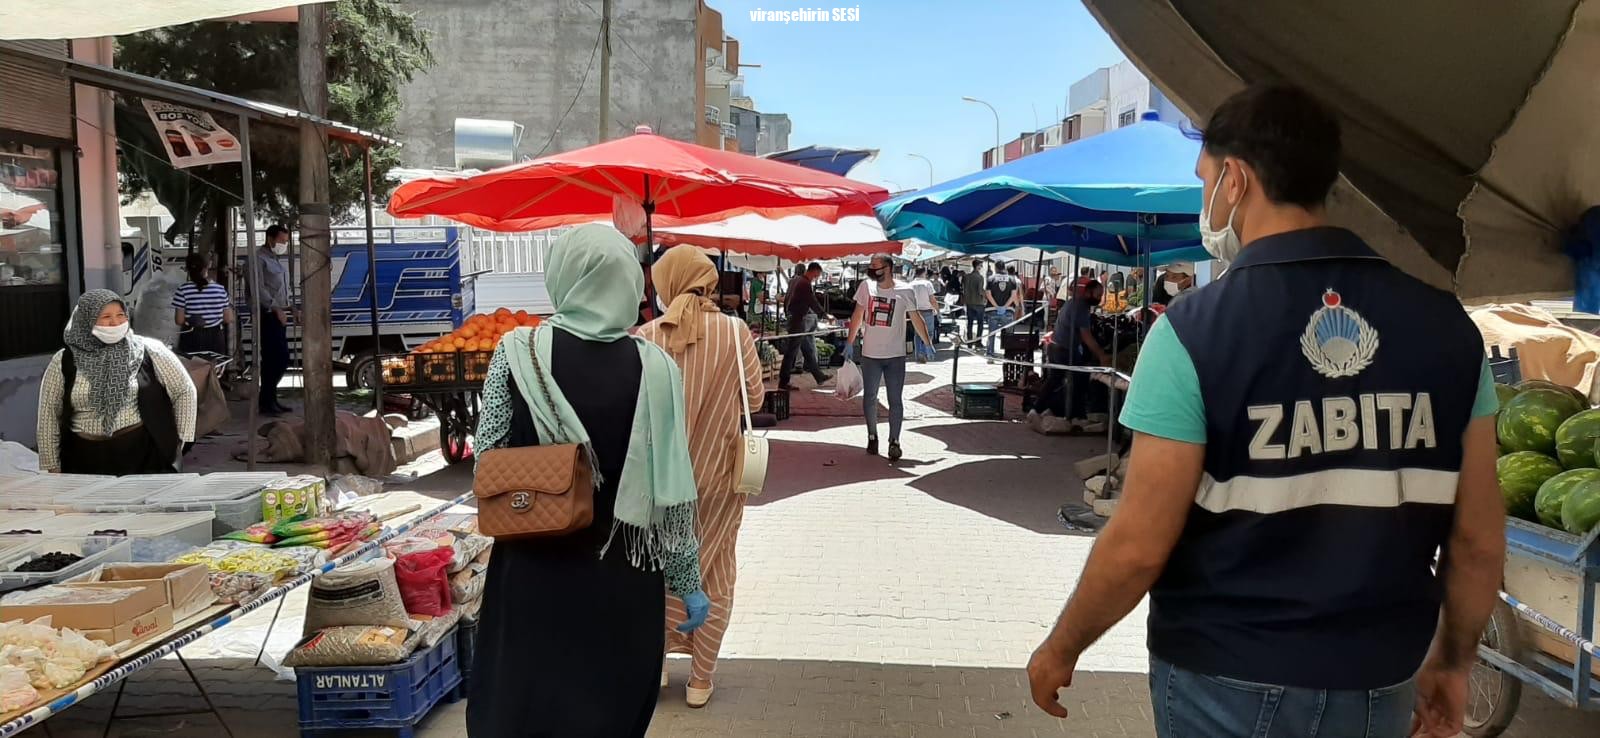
left=704, top=105, right=720, bottom=126
left=720, top=122, right=738, bottom=139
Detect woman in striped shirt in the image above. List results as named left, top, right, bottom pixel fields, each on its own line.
left=639, top=246, right=766, bottom=708
left=172, top=253, right=235, bottom=355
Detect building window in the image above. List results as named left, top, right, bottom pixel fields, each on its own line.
left=0, top=137, right=69, bottom=360
left=1117, top=108, right=1137, bottom=127
left=1066, top=115, right=1081, bottom=141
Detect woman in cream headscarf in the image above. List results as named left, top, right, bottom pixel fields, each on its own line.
left=638, top=246, right=765, bottom=708
left=469, top=225, right=710, bottom=738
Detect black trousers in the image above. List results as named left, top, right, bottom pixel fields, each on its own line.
left=1031, top=342, right=1094, bottom=419
left=177, top=324, right=227, bottom=355
left=258, top=309, right=289, bottom=410
left=61, top=425, right=175, bottom=475
left=965, top=306, right=984, bottom=339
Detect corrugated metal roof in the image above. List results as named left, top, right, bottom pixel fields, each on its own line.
left=0, top=44, right=396, bottom=147
left=0, top=1, right=326, bottom=41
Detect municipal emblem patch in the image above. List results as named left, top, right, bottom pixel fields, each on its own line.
left=1300, top=289, right=1379, bottom=378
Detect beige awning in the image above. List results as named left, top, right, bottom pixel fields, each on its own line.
left=0, top=1, right=328, bottom=41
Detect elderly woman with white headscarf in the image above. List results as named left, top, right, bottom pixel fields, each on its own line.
left=467, top=225, right=710, bottom=738
left=36, top=289, right=197, bottom=474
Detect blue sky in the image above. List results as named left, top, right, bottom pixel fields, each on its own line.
left=717, top=0, right=1126, bottom=191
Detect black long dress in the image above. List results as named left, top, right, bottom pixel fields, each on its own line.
left=467, top=330, right=665, bottom=737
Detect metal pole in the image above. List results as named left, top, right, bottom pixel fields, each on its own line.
left=239, top=117, right=259, bottom=471
left=907, top=153, right=934, bottom=187
left=643, top=174, right=657, bottom=313
left=962, top=97, right=1002, bottom=166
left=1032, top=250, right=1045, bottom=339
left=363, top=146, right=383, bottom=415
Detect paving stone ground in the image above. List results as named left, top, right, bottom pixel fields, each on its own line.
left=14, top=354, right=1600, bottom=737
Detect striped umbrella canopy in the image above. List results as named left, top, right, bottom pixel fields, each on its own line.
left=1085, top=0, right=1600, bottom=302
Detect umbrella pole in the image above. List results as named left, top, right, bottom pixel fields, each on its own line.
left=643, top=174, right=657, bottom=316
left=1032, top=250, right=1045, bottom=339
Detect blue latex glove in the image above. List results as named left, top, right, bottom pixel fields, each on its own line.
left=843, top=341, right=856, bottom=362
left=677, top=590, right=711, bottom=633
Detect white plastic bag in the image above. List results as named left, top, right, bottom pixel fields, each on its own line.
left=834, top=360, right=863, bottom=400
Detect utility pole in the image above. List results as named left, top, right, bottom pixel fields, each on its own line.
left=298, top=4, right=335, bottom=471
left=597, top=0, right=612, bottom=142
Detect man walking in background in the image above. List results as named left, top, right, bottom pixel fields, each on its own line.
left=778, top=262, right=830, bottom=390
left=256, top=225, right=293, bottom=416
left=1026, top=85, right=1504, bottom=738
left=984, top=263, right=1021, bottom=356
left=961, top=259, right=987, bottom=342
left=908, top=268, right=939, bottom=362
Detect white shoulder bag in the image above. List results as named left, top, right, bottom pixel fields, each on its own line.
left=731, top=316, right=769, bottom=495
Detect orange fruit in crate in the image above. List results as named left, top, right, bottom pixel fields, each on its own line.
left=495, top=307, right=513, bottom=318
left=514, top=309, right=530, bottom=321
left=452, top=336, right=466, bottom=348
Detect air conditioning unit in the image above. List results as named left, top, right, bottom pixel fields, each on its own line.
left=704, top=105, right=720, bottom=125
left=720, top=122, right=737, bottom=138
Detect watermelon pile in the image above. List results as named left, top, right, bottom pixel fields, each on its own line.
left=1496, top=379, right=1600, bottom=536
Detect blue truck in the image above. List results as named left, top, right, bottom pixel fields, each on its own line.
left=234, top=224, right=477, bottom=388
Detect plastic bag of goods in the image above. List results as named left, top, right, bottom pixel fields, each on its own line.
left=449, top=549, right=491, bottom=604
left=0, top=665, right=37, bottom=712
left=219, top=521, right=278, bottom=544
left=834, top=360, right=863, bottom=400
left=411, top=607, right=460, bottom=648
left=391, top=545, right=453, bottom=617
left=303, top=557, right=411, bottom=634
left=281, top=625, right=419, bottom=668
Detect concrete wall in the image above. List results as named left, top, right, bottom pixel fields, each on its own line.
left=1068, top=67, right=1110, bottom=114
left=396, top=0, right=698, bottom=168
left=0, top=354, right=51, bottom=448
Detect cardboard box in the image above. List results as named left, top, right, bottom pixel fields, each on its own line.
left=81, top=603, right=173, bottom=648
left=66, top=562, right=216, bottom=620
left=0, top=582, right=165, bottom=632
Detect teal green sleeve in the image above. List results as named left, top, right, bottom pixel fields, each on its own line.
left=1118, top=316, right=1207, bottom=444
left=1471, top=358, right=1499, bottom=418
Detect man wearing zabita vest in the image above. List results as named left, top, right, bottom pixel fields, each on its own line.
left=1026, top=85, right=1505, bottom=738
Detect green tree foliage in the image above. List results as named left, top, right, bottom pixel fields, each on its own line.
left=115, top=0, right=432, bottom=252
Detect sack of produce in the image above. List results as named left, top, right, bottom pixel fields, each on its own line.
left=448, top=560, right=487, bottom=604
left=392, top=546, right=453, bottom=617
left=450, top=534, right=492, bottom=573
left=281, top=625, right=418, bottom=668
left=411, top=607, right=460, bottom=648
left=303, top=558, right=411, bottom=634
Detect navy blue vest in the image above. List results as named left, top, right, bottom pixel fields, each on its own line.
left=1156, top=227, right=1485, bottom=689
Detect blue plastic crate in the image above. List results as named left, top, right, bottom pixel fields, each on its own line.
left=296, top=627, right=462, bottom=738
left=456, top=620, right=478, bottom=692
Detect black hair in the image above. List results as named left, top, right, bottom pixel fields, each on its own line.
left=871, top=253, right=893, bottom=268
left=1198, top=84, right=1342, bottom=207
left=972, top=259, right=982, bottom=268
left=186, top=253, right=210, bottom=288
left=806, top=261, right=823, bottom=274
left=265, top=224, right=289, bottom=241
left=1006, top=265, right=1017, bottom=275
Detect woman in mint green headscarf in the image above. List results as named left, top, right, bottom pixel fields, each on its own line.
left=468, top=224, right=710, bottom=738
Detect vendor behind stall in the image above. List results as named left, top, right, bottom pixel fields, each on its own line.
left=36, top=289, right=197, bottom=474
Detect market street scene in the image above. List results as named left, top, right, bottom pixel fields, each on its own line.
left=3, top=2, right=1600, bottom=738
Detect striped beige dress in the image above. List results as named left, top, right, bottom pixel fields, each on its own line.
left=638, top=311, right=765, bottom=684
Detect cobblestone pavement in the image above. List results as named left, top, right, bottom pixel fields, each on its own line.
left=15, top=356, right=1600, bottom=737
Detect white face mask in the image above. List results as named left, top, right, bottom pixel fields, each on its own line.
left=1163, top=280, right=1181, bottom=297
left=1199, top=161, right=1246, bottom=264
left=92, top=323, right=130, bottom=344
left=272, top=242, right=289, bottom=256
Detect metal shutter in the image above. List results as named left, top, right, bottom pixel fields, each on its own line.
left=0, top=40, right=72, bottom=140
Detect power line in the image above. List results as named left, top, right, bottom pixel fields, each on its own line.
left=532, top=21, right=605, bottom=159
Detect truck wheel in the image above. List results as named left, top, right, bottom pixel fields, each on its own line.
left=1465, top=602, right=1521, bottom=737
left=347, top=351, right=378, bottom=390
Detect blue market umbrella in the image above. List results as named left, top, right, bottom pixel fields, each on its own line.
left=764, top=145, right=878, bottom=177
left=875, top=113, right=1202, bottom=249
left=893, top=221, right=1207, bottom=267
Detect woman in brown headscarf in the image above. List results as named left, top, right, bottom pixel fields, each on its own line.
left=638, top=246, right=765, bottom=708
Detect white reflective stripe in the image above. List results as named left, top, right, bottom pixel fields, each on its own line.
left=1195, top=467, right=1459, bottom=514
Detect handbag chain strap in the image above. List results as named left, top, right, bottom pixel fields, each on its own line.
left=527, top=327, right=574, bottom=443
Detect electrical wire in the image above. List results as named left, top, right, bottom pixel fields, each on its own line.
left=531, top=20, right=605, bottom=159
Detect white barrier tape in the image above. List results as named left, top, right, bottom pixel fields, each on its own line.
left=953, top=341, right=1133, bottom=383
left=0, top=491, right=475, bottom=737
left=753, top=326, right=848, bottom=342
left=1498, top=590, right=1600, bottom=661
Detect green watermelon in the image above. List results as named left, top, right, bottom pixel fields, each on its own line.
left=1494, top=382, right=1519, bottom=411
left=1498, top=451, right=1564, bottom=520
left=1554, top=409, right=1600, bottom=468
left=1498, top=389, right=1585, bottom=454
left=1516, top=379, right=1588, bottom=408
left=1561, top=476, right=1600, bottom=535
left=1535, top=469, right=1600, bottom=528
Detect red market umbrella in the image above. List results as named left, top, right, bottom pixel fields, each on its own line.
left=387, top=126, right=889, bottom=236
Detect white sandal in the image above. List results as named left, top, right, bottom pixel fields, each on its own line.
left=685, top=683, right=713, bottom=708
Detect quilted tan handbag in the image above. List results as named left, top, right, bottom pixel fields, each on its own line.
left=473, top=333, right=595, bottom=540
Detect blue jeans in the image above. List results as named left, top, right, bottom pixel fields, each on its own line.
left=985, top=308, right=1014, bottom=355
left=1150, top=657, right=1416, bottom=738
left=913, top=309, right=938, bottom=358
left=858, top=356, right=906, bottom=441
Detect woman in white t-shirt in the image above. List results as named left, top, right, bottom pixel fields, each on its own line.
left=844, top=254, right=934, bottom=461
